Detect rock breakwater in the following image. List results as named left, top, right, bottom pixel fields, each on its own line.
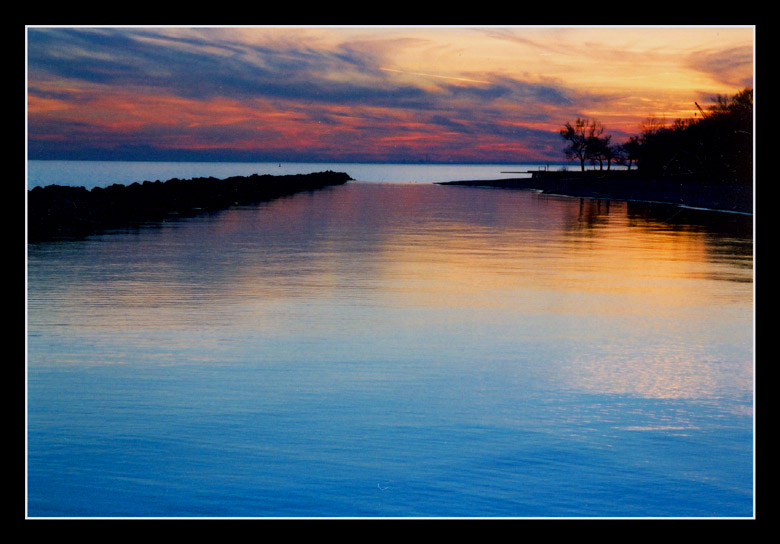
left=28, top=171, right=352, bottom=241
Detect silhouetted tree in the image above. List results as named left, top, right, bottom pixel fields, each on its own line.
left=617, top=136, right=641, bottom=170
left=560, top=118, right=589, bottom=171
left=639, top=117, right=667, bottom=141
left=558, top=89, right=752, bottom=184
left=560, top=118, right=605, bottom=171
left=589, top=133, right=613, bottom=170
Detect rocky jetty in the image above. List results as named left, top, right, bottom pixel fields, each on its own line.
left=28, top=171, right=352, bottom=241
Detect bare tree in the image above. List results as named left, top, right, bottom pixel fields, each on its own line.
left=640, top=116, right=666, bottom=143
left=616, top=136, right=641, bottom=170
left=560, top=118, right=605, bottom=171
left=589, top=133, right=613, bottom=170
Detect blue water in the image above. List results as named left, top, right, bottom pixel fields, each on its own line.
left=26, top=162, right=753, bottom=518
left=26, top=160, right=569, bottom=189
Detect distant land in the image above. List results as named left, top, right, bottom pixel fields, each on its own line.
left=438, top=170, right=753, bottom=215
left=27, top=171, right=352, bottom=242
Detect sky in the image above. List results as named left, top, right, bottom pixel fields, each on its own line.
left=26, top=26, right=755, bottom=164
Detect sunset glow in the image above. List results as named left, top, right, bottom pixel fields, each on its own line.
left=26, top=26, right=755, bottom=163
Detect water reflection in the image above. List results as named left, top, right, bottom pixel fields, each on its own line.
left=28, top=183, right=753, bottom=401
left=27, top=182, right=754, bottom=517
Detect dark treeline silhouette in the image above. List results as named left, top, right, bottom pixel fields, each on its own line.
left=560, top=88, right=753, bottom=185
left=440, top=91, right=753, bottom=213
left=28, top=171, right=352, bottom=242
left=634, top=89, right=752, bottom=184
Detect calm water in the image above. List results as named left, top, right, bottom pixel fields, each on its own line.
left=26, top=160, right=572, bottom=189
left=26, top=169, right=753, bottom=517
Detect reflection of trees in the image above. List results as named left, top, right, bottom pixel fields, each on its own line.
left=625, top=201, right=753, bottom=267
left=625, top=201, right=751, bottom=238
left=576, top=198, right=611, bottom=230
left=554, top=194, right=753, bottom=274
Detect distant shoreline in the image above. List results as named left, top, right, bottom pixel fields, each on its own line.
left=437, top=170, right=753, bottom=215
left=27, top=171, right=352, bottom=242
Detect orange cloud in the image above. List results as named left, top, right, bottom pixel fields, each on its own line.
left=27, top=26, right=754, bottom=162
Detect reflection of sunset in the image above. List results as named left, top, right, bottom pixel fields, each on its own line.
left=32, top=184, right=752, bottom=398
left=27, top=179, right=754, bottom=517
left=29, top=184, right=752, bottom=402
left=563, top=349, right=753, bottom=402
left=372, top=196, right=750, bottom=313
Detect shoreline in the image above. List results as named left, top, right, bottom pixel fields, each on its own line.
left=27, top=171, right=352, bottom=242
left=437, top=171, right=753, bottom=215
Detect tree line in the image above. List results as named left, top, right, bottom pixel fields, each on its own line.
left=559, top=88, right=753, bottom=185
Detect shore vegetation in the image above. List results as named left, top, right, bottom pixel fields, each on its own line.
left=560, top=88, right=753, bottom=185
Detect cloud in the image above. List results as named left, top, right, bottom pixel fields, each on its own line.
left=29, top=27, right=582, bottom=114
left=441, top=76, right=575, bottom=106
left=27, top=27, right=754, bottom=163
left=28, top=28, right=430, bottom=107
left=687, top=45, right=754, bottom=89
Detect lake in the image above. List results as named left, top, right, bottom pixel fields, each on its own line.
left=25, top=160, right=608, bottom=189
left=26, top=163, right=754, bottom=518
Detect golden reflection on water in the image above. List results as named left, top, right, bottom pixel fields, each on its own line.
left=28, top=183, right=753, bottom=402
left=374, top=193, right=749, bottom=305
